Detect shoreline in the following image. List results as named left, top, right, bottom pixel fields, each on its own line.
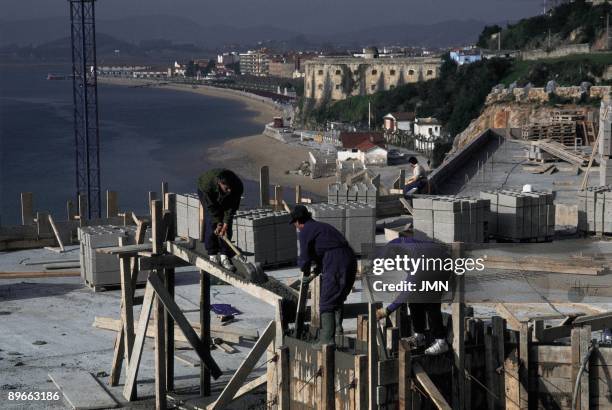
left=98, top=76, right=332, bottom=197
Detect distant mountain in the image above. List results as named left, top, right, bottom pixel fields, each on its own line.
left=324, top=19, right=487, bottom=48
left=1, top=14, right=488, bottom=50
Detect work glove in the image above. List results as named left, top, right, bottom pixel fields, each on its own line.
left=214, top=223, right=223, bottom=236
left=376, top=307, right=390, bottom=320
left=301, top=271, right=320, bottom=286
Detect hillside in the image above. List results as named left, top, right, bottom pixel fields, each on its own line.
left=477, top=0, right=610, bottom=51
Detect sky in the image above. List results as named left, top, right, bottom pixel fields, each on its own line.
left=3, top=0, right=543, bottom=32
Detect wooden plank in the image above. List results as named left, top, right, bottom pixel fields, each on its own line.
left=492, top=316, right=506, bottom=409
left=398, top=339, right=413, bottom=410
left=413, top=362, right=452, bottom=410
left=209, top=321, right=276, bottom=410
left=452, top=270, right=466, bottom=410
left=21, top=192, right=34, bottom=225
left=106, top=190, right=118, bottom=218
left=151, top=199, right=163, bottom=255
left=495, top=303, right=523, bottom=331
left=354, top=354, right=367, bottom=410
left=311, top=275, right=321, bottom=329
left=260, top=166, right=270, bottom=208
left=0, top=271, right=80, bottom=279
left=367, top=303, right=378, bottom=410
left=232, top=374, right=267, bottom=401
left=154, top=291, right=167, bottom=410
left=47, top=214, right=65, bottom=252
left=201, top=269, right=211, bottom=397
left=294, top=270, right=309, bottom=338
left=164, top=194, right=176, bottom=393
left=319, top=344, right=335, bottom=410
left=277, top=346, right=290, bottom=410
left=119, top=252, right=135, bottom=372
left=49, top=370, right=118, bottom=409
left=483, top=256, right=604, bottom=275
left=518, top=323, right=530, bottom=410
left=167, top=242, right=288, bottom=305
left=148, top=272, right=222, bottom=379
left=123, top=282, right=155, bottom=400
left=96, top=243, right=153, bottom=255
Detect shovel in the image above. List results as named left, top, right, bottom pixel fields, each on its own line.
left=220, top=235, right=267, bottom=284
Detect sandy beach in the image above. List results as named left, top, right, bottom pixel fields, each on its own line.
left=99, top=76, right=332, bottom=197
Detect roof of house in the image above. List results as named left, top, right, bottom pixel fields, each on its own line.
left=339, top=132, right=385, bottom=149
left=416, top=117, right=441, bottom=126
left=384, top=112, right=416, bottom=122
left=354, top=140, right=386, bottom=152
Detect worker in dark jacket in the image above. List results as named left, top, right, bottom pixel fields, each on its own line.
left=197, top=169, right=244, bottom=271
left=375, top=237, right=451, bottom=355
left=290, top=205, right=357, bottom=346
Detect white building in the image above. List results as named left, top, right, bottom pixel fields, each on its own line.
left=383, top=112, right=416, bottom=132
left=337, top=141, right=388, bottom=166
left=217, top=52, right=240, bottom=66
left=414, top=117, right=442, bottom=151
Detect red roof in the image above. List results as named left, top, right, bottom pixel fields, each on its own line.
left=385, top=112, right=415, bottom=122
left=354, top=140, right=385, bottom=152
left=340, top=132, right=385, bottom=149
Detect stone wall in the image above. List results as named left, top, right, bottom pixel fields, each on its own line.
left=520, top=44, right=591, bottom=61
left=304, top=57, right=442, bottom=101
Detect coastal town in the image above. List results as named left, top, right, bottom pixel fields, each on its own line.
left=2, top=1, right=612, bottom=410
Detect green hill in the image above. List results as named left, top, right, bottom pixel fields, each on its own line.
left=478, top=0, right=610, bottom=51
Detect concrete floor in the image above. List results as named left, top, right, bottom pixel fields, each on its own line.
left=1, top=235, right=611, bottom=409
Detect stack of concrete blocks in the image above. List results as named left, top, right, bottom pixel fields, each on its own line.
left=306, top=202, right=375, bottom=254
left=328, top=182, right=377, bottom=206
left=526, top=144, right=554, bottom=162
left=577, top=186, right=612, bottom=234
left=480, top=189, right=554, bottom=241
left=176, top=193, right=201, bottom=240
left=599, top=98, right=612, bottom=185
left=412, top=195, right=490, bottom=243
left=78, top=225, right=150, bottom=288
left=233, top=209, right=297, bottom=267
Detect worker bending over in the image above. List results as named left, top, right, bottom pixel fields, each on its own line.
left=376, top=238, right=450, bottom=355
left=197, top=168, right=243, bottom=271
left=290, top=205, right=357, bottom=346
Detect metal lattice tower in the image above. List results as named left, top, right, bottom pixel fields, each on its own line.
left=69, top=0, right=101, bottom=219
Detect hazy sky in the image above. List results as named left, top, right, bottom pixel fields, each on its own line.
left=4, top=0, right=543, bottom=32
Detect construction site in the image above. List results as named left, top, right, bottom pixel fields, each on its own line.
left=2, top=2, right=612, bottom=410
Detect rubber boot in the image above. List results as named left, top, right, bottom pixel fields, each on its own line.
left=335, top=307, right=344, bottom=336
left=318, top=312, right=336, bottom=346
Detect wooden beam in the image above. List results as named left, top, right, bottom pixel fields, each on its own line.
left=164, top=193, right=176, bottom=393
left=119, top=238, right=135, bottom=374
left=47, top=215, right=65, bottom=252
left=495, top=303, right=523, bottom=330
left=123, top=281, right=155, bottom=400
left=294, top=271, right=309, bottom=338
left=148, top=272, right=222, bottom=379
left=413, top=362, right=452, bottom=410
left=277, top=346, right=290, bottom=410
left=106, top=190, right=119, bottom=218
left=319, top=344, right=334, bottom=410
left=167, top=242, right=288, bottom=305
left=209, top=321, right=276, bottom=410
left=398, top=339, right=413, bottom=409
left=295, top=184, right=302, bottom=205
left=200, top=269, right=211, bottom=397
left=260, top=166, right=270, bottom=208
left=151, top=199, right=163, bottom=255
left=154, top=288, right=167, bottom=410
left=368, top=303, right=378, bottom=410
left=20, top=192, right=34, bottom=225
left=518, top=323, right=530, bottom=410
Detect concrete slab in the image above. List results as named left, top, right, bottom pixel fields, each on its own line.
left=49, top=370, right=118, bottom=409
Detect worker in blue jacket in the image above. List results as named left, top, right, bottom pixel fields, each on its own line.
left=290, top=205, right=357, bottom=346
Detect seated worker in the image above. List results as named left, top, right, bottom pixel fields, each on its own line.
left=376, top=238, right=450, bottom=355
left=290, top=205, right=357, bottom=346
left=403, top=156, right=427, bottom=197
left=197, top=168, right=244, bottom=271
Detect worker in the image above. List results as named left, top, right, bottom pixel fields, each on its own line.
left=197, top=168, right=244, bottom=272
left=290, top=205, right=357, bottom=346
left=403, top=156, right=427, bottom=197
left=376, top=238, right=450, bottom=355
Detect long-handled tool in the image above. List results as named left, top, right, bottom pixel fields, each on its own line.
left=220, top=235, right=267, bottom=284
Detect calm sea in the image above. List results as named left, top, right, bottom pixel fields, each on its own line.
left=0, top=63, right=264, bottom=224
